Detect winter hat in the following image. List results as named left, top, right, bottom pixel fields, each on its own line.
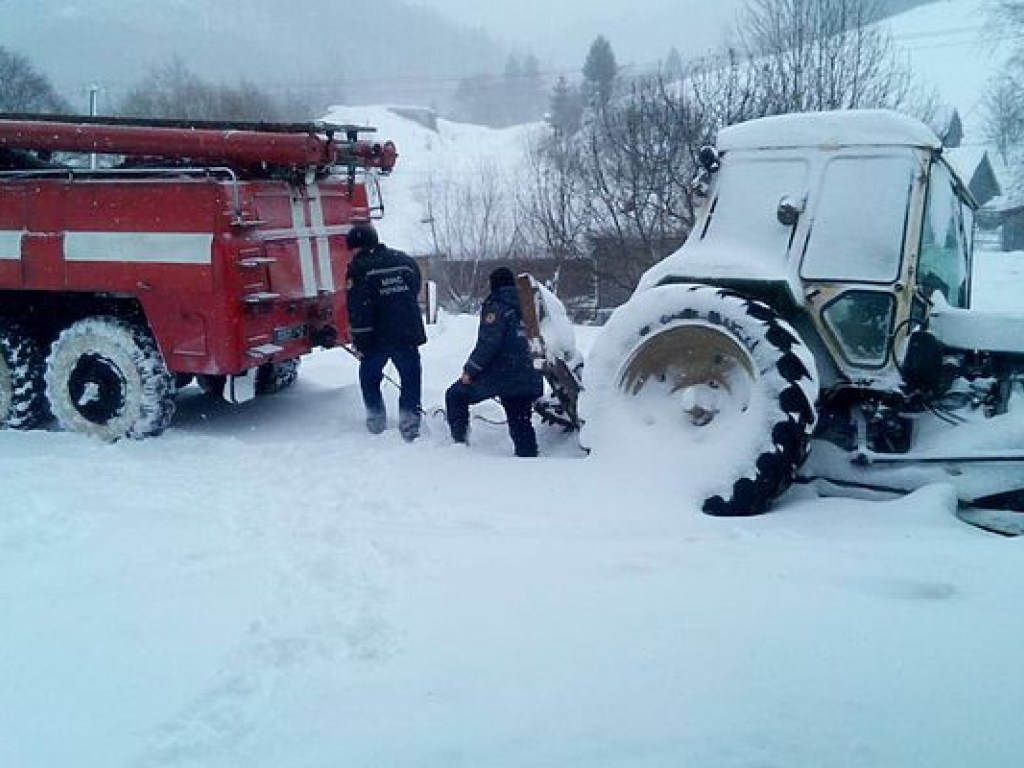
left=346, top=223, right=379, bottom=251
left=489, top=267, right=516, bottom=292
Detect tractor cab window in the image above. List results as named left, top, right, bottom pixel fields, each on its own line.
left=917, top=161, right=969, bottom=308
left=801, top=153, right=916, bottom=283
left=700, top=155, right=811, bottom=260
left=822, top=290, right=896, bottom=368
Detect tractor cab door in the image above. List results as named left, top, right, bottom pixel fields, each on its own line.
left=919, top=161, right=1024, bottom=357
left=799, top=150, right=924, bottom=373
left=914, top=158, right=972, bottom=314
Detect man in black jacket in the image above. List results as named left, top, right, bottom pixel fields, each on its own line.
left=445, top=267, right=544, bottom=457
left=345, top=224, right=427, bottom=440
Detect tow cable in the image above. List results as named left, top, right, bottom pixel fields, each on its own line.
left=338, top=343, right=507, bottom=424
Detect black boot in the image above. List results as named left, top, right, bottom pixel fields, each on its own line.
left=399, top=409, right=421, bottom=442
left=503, top=396, right=538, bottom=457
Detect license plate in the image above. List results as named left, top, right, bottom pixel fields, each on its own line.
left=273, top=324, right=306, bottom=343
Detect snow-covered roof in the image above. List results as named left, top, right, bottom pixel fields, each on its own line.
left=718, top=110, right=942, bottom=152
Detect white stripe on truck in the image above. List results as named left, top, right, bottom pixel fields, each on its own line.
left=64, top=232, right=213, bottom=264
left=0, top=230, right=23, bottom=260
left=308, top=184, right=335, bottom=292
left=289, top=195, right=318, bottom=297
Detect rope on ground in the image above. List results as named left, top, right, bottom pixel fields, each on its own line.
left=428, top=406, right=506, bottom=426
left=340, top=343, right=507, bottom=423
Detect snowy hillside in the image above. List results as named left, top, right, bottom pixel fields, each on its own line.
left=888, top=0, right=1008, bottom=143
left=327, top=0, right=1007, bottom=254
left=323, top=105, right=541, bottom=254
left=0, top=0, right=507, bottom=110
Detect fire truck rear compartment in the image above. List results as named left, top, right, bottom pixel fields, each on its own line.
left=0, top=115, right=392, bottom=438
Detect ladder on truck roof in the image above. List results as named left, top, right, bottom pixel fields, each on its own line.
left=0, top=113, right=397, bottom=176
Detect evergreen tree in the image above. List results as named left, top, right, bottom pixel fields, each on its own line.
left=454, top=73, right=501, bottom=126
left=502, top=54, right=524, bottom=126
left=582, top=36, right=618, bottom=109
left=500, top=53, right=546, bottom=126
left=663, top=47, right=684, bottom=82
left=548, top=76, right=583, bottom=135
left=519, top=53, right=545, bottom=122
left=456, top=53, right=546, bottom=127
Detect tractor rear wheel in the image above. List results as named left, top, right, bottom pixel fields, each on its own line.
left=45, top=317, right=176, bottom=440
left=581, top=284, right=819, bottom=516
left=0, top=321, right=47, bottom=429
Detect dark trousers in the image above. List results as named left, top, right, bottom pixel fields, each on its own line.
left=445, top=381, right=538, bottom=457
left=359, top=347, right=422, bottom=417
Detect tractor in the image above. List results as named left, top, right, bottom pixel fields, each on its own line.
left=535, top=110, right=1024, bottom=534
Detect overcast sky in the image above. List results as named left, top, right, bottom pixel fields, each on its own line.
left=410, top=0, right=745, bottom=69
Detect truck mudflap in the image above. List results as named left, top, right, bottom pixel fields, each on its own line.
left=515, top=273, right=584, bottom=431
left=225, top=370, right=257, bottom=404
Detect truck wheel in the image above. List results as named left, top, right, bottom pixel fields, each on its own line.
left=45, top=317, right=176, bottom=440
left=0, top=322, right=48, bottom=429
left=581, top=284, right=819, bottom=516
left=255, top=358, right=300, bottom=395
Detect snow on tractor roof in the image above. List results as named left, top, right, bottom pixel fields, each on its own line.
left=718, top=109, right=941, bottom=152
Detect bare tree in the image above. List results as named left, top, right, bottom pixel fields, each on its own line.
left=214, top=80, right=284, bottom=122
left=523, top=74, right=705, bottom=298
left=983, top=2, right=1024, bottom=193
left=984, top=69, right=1024, bottom=163
left=580, top=76, right=699, bottom=292
left=0, top=47, right=69, bottom=113
left=118, top=59, right=213, bottom=119
left=118, top=58, right=295, bottom=121
left=522, top=131, right=591, bottom=264
left=685, top=48, right=765, bottom=130
left=991, top=0, right=1024, bottom=44
left=420, top=161, right=527, bottom=311
left=736, top=0, right=931, bottom=115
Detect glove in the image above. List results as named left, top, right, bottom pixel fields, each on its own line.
left=351, top=334, right=372, bottom=356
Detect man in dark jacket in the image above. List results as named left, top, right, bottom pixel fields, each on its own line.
left=345, top=223, right=427, bottom=440
left=445, top=267, right=544, bottom=457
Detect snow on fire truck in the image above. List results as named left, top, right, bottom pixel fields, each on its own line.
left=0, top=114, right=397, bottom=439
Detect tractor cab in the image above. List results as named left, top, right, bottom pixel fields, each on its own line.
left=640, top=110, right=985, bottom=394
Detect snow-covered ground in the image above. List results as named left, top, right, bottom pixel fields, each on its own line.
left=1, top=247, right=1021, bottom=768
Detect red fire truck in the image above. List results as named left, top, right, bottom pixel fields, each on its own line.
left=0, top=114, right=397, bottom=439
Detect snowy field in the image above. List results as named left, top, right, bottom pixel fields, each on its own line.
left=0, top=247, right=1021, bottom=768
